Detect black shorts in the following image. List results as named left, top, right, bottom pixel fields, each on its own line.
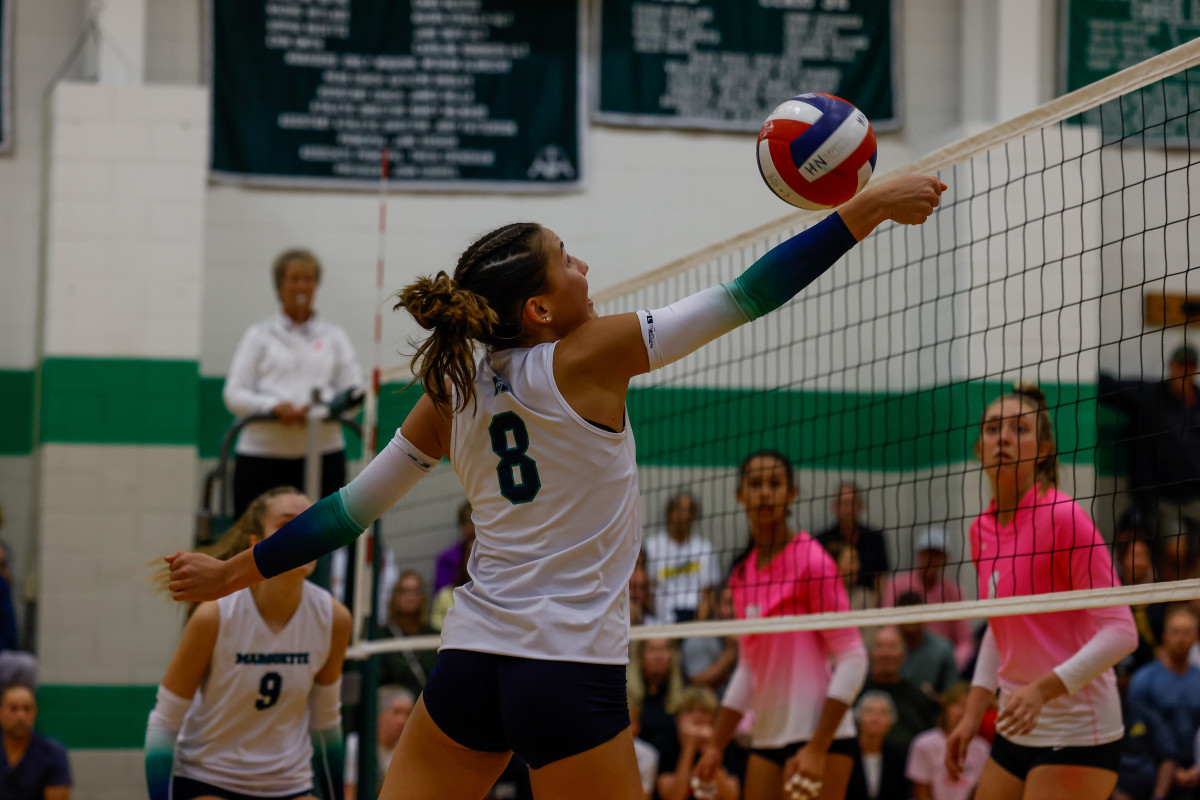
left=172, top=776, right=312, bottom=800
left=422, top=648, right=630, bottom=770
left=751, top=737, right=857, bottom=767
left=990, top=734, right=1122, bottom=781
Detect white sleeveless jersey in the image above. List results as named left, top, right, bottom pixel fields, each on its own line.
left=175, top=581, right=333, bottom=795
left=443, top=343, right=642, bottom=664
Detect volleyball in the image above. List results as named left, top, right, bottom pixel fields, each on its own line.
left=756, top=93, right=877, bottom=210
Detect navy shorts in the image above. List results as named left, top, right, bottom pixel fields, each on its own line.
left=172, top=776, right=313, bottom=800
left=990, top=734, right=1122, bottom=780
left=751, top=737, right=857, bottom=767
left=422, top=649, right=630, bottom=769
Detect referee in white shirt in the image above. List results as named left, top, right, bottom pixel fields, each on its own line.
left=223, top=248, right=364, bottom=517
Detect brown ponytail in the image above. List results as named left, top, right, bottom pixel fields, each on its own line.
left=395, top=223, right=547, bottom=412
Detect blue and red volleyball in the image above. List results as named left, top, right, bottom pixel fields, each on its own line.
left=756, top=93, right=878, bottom=210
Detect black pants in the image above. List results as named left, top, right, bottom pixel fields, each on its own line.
left=232, top=451, right=346, bottom=518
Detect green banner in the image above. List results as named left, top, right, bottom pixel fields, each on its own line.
left=595, top=0, right=897, bottom=132
left=1064, top=0, right=1200, bottom=145
left=0, top=0, right=10, bottom=154
left=210, top=0, right=581, bottom=189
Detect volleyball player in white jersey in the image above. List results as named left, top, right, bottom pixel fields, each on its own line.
left=944, top=386, right=1138, bottom=800
left=145, top=487, right=352, bottom=800
left=166, top=174, right=944, bottom=800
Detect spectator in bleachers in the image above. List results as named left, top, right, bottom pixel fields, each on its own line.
left=680, top=586, right=738, bottom=696
left=223, top=247, right=363, bottom=518
left=1160, top=519, right=1200, bottom=583
left=627, top=692, right=660, bottom=800
left=643, top=491, right=721, bottom=623
left=344, top=686, right=414, bottom=799
left=860, top=626, right=940, bottom=753
left=882, top=526, right=975, bottom=670
left=1128, top=605, right=1200, bottom=800
left=1099, top=344, right=1200, bottom=541
left=846, top=691, right=910, bottom=800
left=905, top=683, right=988, bottom=800
left=431, top=504, right=473, bottom=630
left=1112, top=693, right=1164, bottom=800
left=895, top=592, right=960, bottom=698
left=657, top=686, right=739, bottom=800
left=834, top=542, right=880, bottom=611
left=629, top=556, right=661, bottom=627
left=0, top=523, right=36, bottom=690
left=378, top=570, right=440, bottom=697
left=628, top=637, right=685, bottom=758
left=0, top=684, right=71, bottom=800
left=433, top=501, right=475, bottom=594
left=818, top=482, right=890, bottom=595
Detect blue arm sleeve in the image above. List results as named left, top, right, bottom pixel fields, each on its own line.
left=144, top=726, right=175, bottom=800
left=311, top=726, right=346, bottom=800
left=723, top=212, right=858, bottom=320
left=253, top=491, right=365, bottom=580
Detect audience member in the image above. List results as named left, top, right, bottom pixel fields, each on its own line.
left=846, top=691, right=910, bottom=800
left=627, top=692, right=660, bottom=800
left=860, top=626, right=940, bottom=752
left=344, top=686, right=414, bottom=798
left=1099, top=344, right=1200, bottom=540
left=657, top=687, right=739, bottom=800
left=0, top=684, right=70, bottom=800
left=1128, top=605, right=1200, bottom=800
left=643, top=492, right=720, bottom=623
left=433, top=501, right=475, bottom=594
left=835, top=543, right=880, bottom=611
left=629, top=555, right=660, bottom=627
left=378, top=570, right=440, bottom=697
left=905, top=683, right=988, bottom=800
left=627, top=638, right=685, bottom=758
left=895, top=593, right=960, bottom=697
left=881, top=526, right=975, bottom=670
left=818, top=482, right=890, bottom=593
left=1113, top=692, right=1163, bottom=800
left=0, top=532, right=35, bottom=690
left=680, top=586, right=738, bottom=695
left=223, top=247, right=363, bottom=517
left=1160, top=519, right=1200, bottom=583
left=1121, top=532, right=1168, bottom=674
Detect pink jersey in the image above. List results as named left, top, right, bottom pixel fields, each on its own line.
left=728, top=532, right=861, bottom=747
left=971, top=485, right=1134, bottom=746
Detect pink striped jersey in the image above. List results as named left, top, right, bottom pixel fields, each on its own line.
left=971, top=484, right=1135, bottom=747
left=727, top=532, right=861, bottom=747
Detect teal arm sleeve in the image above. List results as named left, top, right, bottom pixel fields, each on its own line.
left=144, top=725, right=176, bottom=800
left=312, top=726, right=346, bottom=800
left=253, top=491, right=364, bottom=579
left=723, top=212, right=858, bottom=320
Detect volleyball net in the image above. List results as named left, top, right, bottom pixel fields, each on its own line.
left=349, top=39, right=1200, bottom=659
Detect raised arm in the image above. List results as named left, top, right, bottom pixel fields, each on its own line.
left=167, top=394, right=449, bottom=602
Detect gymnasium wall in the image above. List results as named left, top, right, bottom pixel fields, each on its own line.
left=0, top=0, right=1149, bottom=797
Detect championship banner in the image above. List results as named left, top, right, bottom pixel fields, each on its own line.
left=1064, top=0, right=1200, bottom=145
left=210, top=0, right=582, bottom=190
left=595, top=0, right=898, bottom=133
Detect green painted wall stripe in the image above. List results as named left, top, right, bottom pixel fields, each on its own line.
left=5, top=360, right=1131, bottom=474
left=40, top=358, right=199, bottom=446
left=37, top=684, right=156, bottom=749
left=0, top=369, right=34, bottom=455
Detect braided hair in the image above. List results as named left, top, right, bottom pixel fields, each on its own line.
left=396, top=222, right=547, bottom=412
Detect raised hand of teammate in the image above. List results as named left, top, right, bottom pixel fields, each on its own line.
left=165, top=546, right=263, bottom=602
left=838, top=175, right=948, bottom=239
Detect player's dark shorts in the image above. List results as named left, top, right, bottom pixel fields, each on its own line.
left=990, top=734, right=1122, bottom=780
left=751, top=737, right=857, bottom=767
left=422, top=648, right=630, bottom=770
left=172, top=776, right=313, bottom=800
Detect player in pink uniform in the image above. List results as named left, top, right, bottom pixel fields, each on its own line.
left=945, top=385, right=1138, bottom=799
left=694, top=451, right=867, bottom=800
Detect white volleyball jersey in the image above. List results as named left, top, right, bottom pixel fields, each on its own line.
left=443, top=343, right=642, bottom=664
left=175, top=581, right=333, bottom=795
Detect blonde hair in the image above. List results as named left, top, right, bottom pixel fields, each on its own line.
left=676, top=685, right=719, bottom=716
left=980, top=381, right=1059, bottom=489
left=626, top=638, right=685, bottom=716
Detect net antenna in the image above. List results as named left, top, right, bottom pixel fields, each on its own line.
left=350, top=38, right=1200, bottom=659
